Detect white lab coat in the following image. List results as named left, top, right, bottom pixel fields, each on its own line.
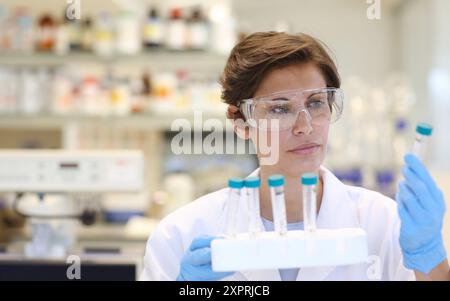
left=140, top=166, right=415, bottom=281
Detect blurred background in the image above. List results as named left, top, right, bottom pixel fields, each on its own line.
left=0, top=0, right=449, bottom=280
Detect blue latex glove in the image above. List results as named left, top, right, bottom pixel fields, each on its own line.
left=176, top=235, right=234, bottom=281
left=396, top=154, right=447, bottom=274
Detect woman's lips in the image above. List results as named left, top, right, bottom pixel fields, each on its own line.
left=288, top=144, right=321, bottom=155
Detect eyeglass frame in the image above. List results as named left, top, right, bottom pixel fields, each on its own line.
left=236, top=87, right=344, bottom=131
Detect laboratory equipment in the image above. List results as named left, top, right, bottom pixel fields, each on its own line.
left=225, top=178, right=244, bottom=237
left=211, top=175, right=369, bottom=272
left=268, top=175, right=287, bottom=235
left=302, top=173, right=317, bottom=232
left=0, top=150, right=144, bottom=259
left=0, top=150, right=143, bottom=192
left=412, top=122, right=433, bottom=160
left=244, top=177, right=261, bottom=236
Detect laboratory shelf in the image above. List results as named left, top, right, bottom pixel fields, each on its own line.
left=0, top=112, right=232, bottom=131
left=0, top=50, right=227, bottom=71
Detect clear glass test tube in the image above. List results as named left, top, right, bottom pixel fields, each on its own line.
left=412, top=122, right=433, bottom=160
left=268, top=175, right=287, bottom=235
left=244, top=177, right=261, bottom=235
left=225, top=178, right=244, bottom=238
left=302, top=173, right=318, bottom=232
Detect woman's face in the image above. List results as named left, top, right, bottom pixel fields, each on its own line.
left=249, top=63, right=330, bottom=177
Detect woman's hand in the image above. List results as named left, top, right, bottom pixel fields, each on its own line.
left=396, top=154, right=447, bottom=275
left=177, top=235, right=234, bottom=281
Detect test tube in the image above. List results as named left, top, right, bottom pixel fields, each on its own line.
left=244, top=177, right=261, bottom=235
left=225, top=178, right=244, bottom=237
left=302, top=173, right=318, bottom=232
left=268, top=175, right=287, bottom=235
left=412, top=122, right=433, bottom=160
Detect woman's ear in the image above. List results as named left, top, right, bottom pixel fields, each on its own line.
left=233, top=119, right=250, bottom=140
left=226, top=104, right=251, bottom=140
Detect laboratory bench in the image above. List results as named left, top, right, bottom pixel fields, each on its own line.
left=0, top=222, right=154, bottom=281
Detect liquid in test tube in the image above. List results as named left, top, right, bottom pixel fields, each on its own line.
left=225, top=178, right=244, bottom=238
left=244, top=177, right=261, bottom=235
left=302, top=173, right=318, bottom=232
left=412, top=122, right=433, bottom=160
left=268, top=175, right=287, bottom=235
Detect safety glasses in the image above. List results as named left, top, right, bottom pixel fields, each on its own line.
left=237, top=88, right=344, bottom=131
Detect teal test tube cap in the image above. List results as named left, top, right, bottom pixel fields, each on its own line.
left=301, top=173, right=318, bottom=185
left=228, top=178, right=244, bottom=189
left=268, top=175, right=284, bottom=187
left=244, top=177, right=261, bottom=188
left=416, top=123, right=433, bottom=136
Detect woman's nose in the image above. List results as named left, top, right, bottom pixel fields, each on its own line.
left=292, top=109, right=313, bottom=135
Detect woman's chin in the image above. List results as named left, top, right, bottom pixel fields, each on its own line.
left=259, top=151, right=324, bottom=177
left=282, top=155, right=323, bottom=176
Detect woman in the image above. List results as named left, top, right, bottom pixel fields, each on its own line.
left=140, top=32, right=449, bottom=281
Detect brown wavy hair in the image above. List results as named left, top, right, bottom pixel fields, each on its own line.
left=220, top=31, right=340, bottom=120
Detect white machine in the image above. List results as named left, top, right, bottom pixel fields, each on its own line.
left=0, top=150, right=145, bottom=259
left=0, top=150, right=144, bottom=193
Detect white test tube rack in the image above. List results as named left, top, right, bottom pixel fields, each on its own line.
left=211, top=174, right=368, bottom=272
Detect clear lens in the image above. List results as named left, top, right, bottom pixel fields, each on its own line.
left=328, top=89, right=344, bottom=123
left=240, top=88, right=344, bottom=131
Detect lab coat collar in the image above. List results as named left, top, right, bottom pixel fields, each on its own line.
left=237, top=166, right=361, bottom=281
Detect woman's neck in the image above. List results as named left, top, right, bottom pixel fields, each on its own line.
left=259, top=168, right=324, bottom=223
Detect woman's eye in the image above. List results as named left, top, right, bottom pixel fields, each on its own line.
left=307, top=100, right=326, bottom=110
left=269, top=105, right=290, bottom=114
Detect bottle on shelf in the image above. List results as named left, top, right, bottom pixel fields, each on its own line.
left=55, top=12, right=70, bottom=55
left=19, top=68, right=49, bottom=114
left=51, top=70, right=74, bottom=114
left=186, top=6, right=209, bottom=51
left=80, top=17, right=94, bottom=52
left=166, top=7, right=187, bottom=51
left=36, top=14, right=56, bottom=52
left=209, top=0, right=236, bottom=55
left=143, top=7, right=165, bottom=49
left=79, top=75, right=103, bottom=115
left=116, top=9, right=141, bottom=55
left=14, top=7, right=34, bottom=53
left=0, top=6, right=16, bottom=52
left=109, top=77, right=131, bottom=116
left=128, top=71, right=152, bottom=113
left=94, top=11, right=115, bottom=57
left=68, top=18, right=82, bottom=52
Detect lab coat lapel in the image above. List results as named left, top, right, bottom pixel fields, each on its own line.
left=296, top=166, right=361, bottom=281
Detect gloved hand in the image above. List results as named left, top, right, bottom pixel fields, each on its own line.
left=177, top=235, right=234, bottom=281
left=396, top=153, right=447, bottom=274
